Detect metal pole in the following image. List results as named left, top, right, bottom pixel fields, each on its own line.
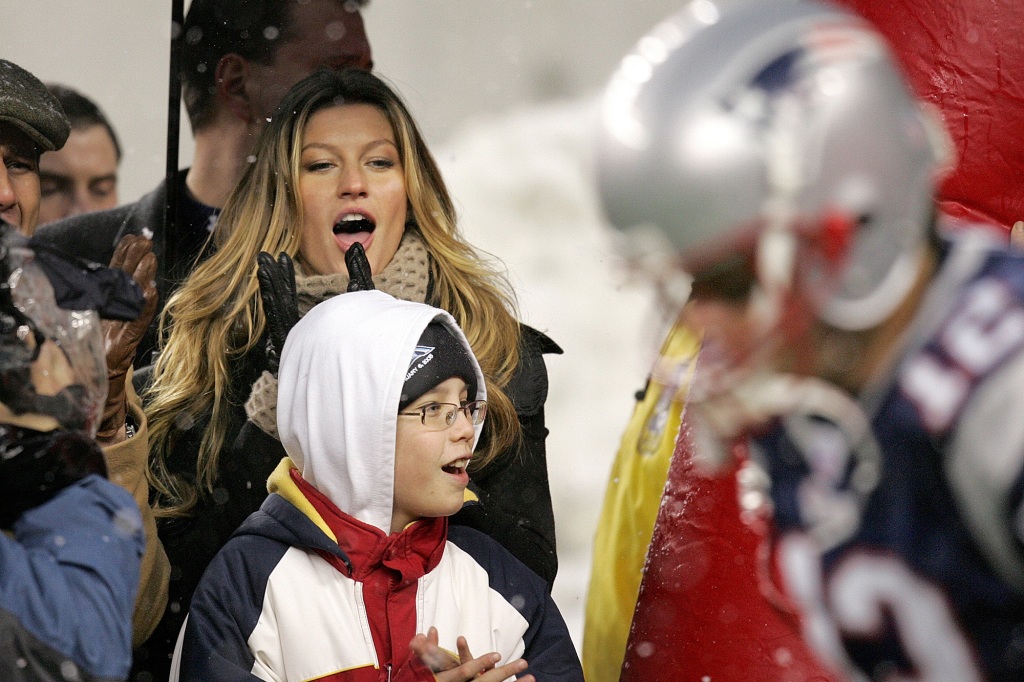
left=164, top=0, right=185, bottom=256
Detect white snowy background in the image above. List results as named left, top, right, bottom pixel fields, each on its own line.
left=2, top=0, right=688, bottom=653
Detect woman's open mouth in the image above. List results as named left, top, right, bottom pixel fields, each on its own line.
left=332, top=214, right=376, bottom=251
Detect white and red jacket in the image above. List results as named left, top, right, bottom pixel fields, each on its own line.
left=172, top=292, right=582, bottom=681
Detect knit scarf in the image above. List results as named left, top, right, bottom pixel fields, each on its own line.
left=245, top=231, right=430, bottom=438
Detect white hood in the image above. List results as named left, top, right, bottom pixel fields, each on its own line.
left=276, top=290, right=486, bottom=533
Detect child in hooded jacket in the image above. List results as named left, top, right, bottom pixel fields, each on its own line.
left=172, top=290, right=582, bottom=682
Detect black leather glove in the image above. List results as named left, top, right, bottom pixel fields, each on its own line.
left=345, top=242, right=375, bottom=292
left=256, top=251, right=299, bottom=375
left=0, top=427, right=108, bottom=528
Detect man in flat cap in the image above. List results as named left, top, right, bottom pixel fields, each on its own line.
left=0, top=59, right=170, bottom=679
left=0, top=59, right=70, bottom=236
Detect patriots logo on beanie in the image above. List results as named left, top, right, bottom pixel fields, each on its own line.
left=399, top=320, right=477, bottom=411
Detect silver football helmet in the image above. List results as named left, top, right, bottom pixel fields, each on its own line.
left=598, top=0, right=948, bottom=331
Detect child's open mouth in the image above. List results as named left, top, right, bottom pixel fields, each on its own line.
left=442, top=458, right=470, bottom=475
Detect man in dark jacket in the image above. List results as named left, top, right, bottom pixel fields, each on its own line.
left=35, top=0, right=373, bottom=366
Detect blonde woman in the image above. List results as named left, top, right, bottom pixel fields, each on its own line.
left=138, top=68, right=561, bottom=671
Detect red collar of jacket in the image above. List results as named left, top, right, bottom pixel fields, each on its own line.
left=290, top=467, right=447, bottom=582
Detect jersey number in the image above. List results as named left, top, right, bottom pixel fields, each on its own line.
left=778, top=534, right=982, bottom=681
left=901, top=279, right=1024, bottom=434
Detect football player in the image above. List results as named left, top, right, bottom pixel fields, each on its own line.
left=598, top=0, right=1024, bottom=679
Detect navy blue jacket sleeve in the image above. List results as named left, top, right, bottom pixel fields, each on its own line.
left=0, top=474, right=144, bottom=682
left=175, top=533, right=288, bottom=681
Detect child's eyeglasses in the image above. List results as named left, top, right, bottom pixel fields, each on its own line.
left=398, top=400, right=487, bottom=431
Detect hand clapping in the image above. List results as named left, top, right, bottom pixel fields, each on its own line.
left=409, top=627, right=534, bottom=682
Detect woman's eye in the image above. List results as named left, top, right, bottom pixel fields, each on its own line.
left=305, top=160, right=333, bottom=172
left=367, top=158, right=395, bottom=170
left=422, top=403, right=444, bottom=417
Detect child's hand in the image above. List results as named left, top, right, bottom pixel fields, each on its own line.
left=409, top=627, right=535, bottom=682
left=409, top=627, right=460, bottom=672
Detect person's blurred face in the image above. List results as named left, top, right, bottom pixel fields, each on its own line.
left=680, top=249, right=798, bottom=396
left=683, top=298, right=764, bottom=397
left=37, top=124, right=119, bottom=226
left=392, top=377, right=475, bottom=533
left=0, top=123, right=41, bottom=236
left=0, top=337, right=78, bottom=434
left=297, top=103, right=407, bottom=276
left=684, top=252, right=762, bottom=367
left=246, top=0, right=373, bottom=122
left=681, top=246, right=824, bottom=391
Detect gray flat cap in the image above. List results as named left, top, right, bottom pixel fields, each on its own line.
left=0, top=60, right=70, bottom=151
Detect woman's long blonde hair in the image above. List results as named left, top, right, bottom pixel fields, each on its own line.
left=147, top=69, right=522, bottom=517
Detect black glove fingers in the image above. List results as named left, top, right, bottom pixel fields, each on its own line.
left=278, top=252, right=299, bottom=328
left=256, top=253, right=284, bottom=347
left=256, top=251, right=300, bottom=374
left=345, top=242, right=375, bottom=292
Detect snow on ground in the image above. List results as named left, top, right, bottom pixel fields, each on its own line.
left=436, top=96, right=668, bottom=653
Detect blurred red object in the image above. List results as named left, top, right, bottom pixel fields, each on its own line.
left=620, top=417, right=840, bottom=682
left=834, top=0, right=1024, bottom=234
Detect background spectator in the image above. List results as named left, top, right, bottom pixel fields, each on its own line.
left=0, top=58, right=146, bottom=682
left=36, top=0, right=372, bottom=368
left=37, top=84, right=121, bottom=226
